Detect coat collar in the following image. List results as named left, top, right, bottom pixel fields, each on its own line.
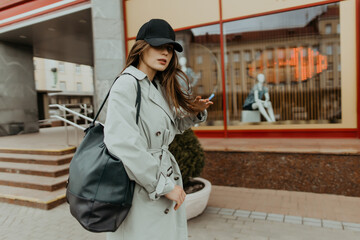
left=122, top=65, right=147, bottom=80
left=122, top=65, right=175, bottom=124
left=148, top=79, right=175, bottom=124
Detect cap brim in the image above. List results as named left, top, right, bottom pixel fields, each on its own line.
left=145, top=37, right=183, bottom=52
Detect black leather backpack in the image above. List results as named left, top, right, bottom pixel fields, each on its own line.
left=66, top=74, right=140, bottom=232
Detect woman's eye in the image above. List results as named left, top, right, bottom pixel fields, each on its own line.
left=155, top=45, right=173, bottom=52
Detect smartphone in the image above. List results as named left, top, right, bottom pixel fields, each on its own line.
left=208, top=93, right=215, bottom=101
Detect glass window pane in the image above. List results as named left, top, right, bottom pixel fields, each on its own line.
left=325, top=24, right=332, bottom=34
left=224, top=3, right=341, bottom=126
left=59, top=62, right=65, bottom=72
left=77, top=82, right=82, bottom=92
left=75, top=64, right=81, bottom=74
left=60, top=82, right=66, bottom=91
left=326, top=45, right=333, bottom=55
left=176, top=24, right=223, bottom=127
left=233, top=52, right=240, bottom=62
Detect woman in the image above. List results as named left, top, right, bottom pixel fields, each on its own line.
left=104, top=19, right=212, bottom=240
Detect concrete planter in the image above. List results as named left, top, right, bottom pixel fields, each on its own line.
left=185, top=177, right=212, bottom=220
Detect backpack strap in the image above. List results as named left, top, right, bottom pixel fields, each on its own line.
left=89, top=73, right=141, bottom=129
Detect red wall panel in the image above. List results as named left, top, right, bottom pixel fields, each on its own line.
left=0, top=0, right=89, bottom=27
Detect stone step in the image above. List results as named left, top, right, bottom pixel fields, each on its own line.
left=0, top=152, right=73, bottom=165
left=0, top=172, right=68, bottom=191
left=0, top=147, right=76, bottom=156
left=0, top=162, right=69, bottom=177
left=0, top=185, right=66, bottom=210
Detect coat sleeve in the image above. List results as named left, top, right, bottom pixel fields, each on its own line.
left=104, top=75, right=174, bottom=200
left=175, top=110, right=208, bottom=134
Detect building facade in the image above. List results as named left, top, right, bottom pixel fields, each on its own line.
left=34, top=57, right=94, bottom=121
left=0, top=0, right=359, bottom=138
left=125, top=0, right=359, bottom=138
left=34, top=57, right=93, bottom=93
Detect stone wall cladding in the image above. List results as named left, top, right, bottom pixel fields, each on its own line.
left=0, top=42, right=38, bottom=136
left=201, top=151, right=360, bottom=197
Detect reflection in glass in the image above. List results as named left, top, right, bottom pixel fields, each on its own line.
left=223, top=3, right=341, bottom=125
left=176, top=25, right=223, bottom=126
left=242, top=73, right=276, bottom=122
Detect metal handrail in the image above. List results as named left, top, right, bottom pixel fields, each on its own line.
left=50, top=115, right=86, bottom=131
left=49, top=104, right=99, bottom=146
left=49, top=104, right=94, bottom=124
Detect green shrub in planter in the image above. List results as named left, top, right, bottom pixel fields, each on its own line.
left=169, top=129, right=205, bottom=187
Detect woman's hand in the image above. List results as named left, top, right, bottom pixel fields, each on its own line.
left=193, top=96, right=213, bottom=114
left=164, top=185, right=186, bottom=211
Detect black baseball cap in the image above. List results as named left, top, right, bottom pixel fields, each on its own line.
left=136, top=19, right=183, bottom=52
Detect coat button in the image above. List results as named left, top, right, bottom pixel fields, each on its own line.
left=156, top=131, right=161, bottom=136
left=174, top=177, right=179, bottom=180
left=164, top=208, right=169, bottom=214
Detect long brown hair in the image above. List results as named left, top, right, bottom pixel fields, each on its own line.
left=121, top=40, right=198, bottom=115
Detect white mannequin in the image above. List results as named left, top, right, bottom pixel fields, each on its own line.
left=179, top=56, right=187, bottom=73
left=251, top=74, right=276, bottom=122
left=179, top=56, right=200, bottom=88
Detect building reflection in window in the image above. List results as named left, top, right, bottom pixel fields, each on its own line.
left=176, top=24, right=223, bottom=127
left=223, top=3, right=341, bottom=125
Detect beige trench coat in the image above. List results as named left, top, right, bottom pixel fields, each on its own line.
left=104, top=65, right=207, bottom=240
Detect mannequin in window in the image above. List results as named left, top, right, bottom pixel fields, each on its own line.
left=242, top=73, right=276, bottom=122
left=178, top=56, right=201, bottom=92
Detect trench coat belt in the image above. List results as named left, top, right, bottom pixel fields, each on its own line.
left=147, top=129, right=176, bottom=199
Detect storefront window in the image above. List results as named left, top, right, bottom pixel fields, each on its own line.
left=224, top=3, right=341, bottom=125
left=175, top=24, right=223, bottom=127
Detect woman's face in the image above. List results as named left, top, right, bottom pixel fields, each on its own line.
left=140, top=44, right=174, bottom=72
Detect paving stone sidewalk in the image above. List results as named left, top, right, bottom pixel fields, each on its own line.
left=1, top=202, right=360, bottom=240
left=191, top=207, right=360, bottom=240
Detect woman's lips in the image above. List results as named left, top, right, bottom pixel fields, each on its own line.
left=158, top=59, right=167, bottom=65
